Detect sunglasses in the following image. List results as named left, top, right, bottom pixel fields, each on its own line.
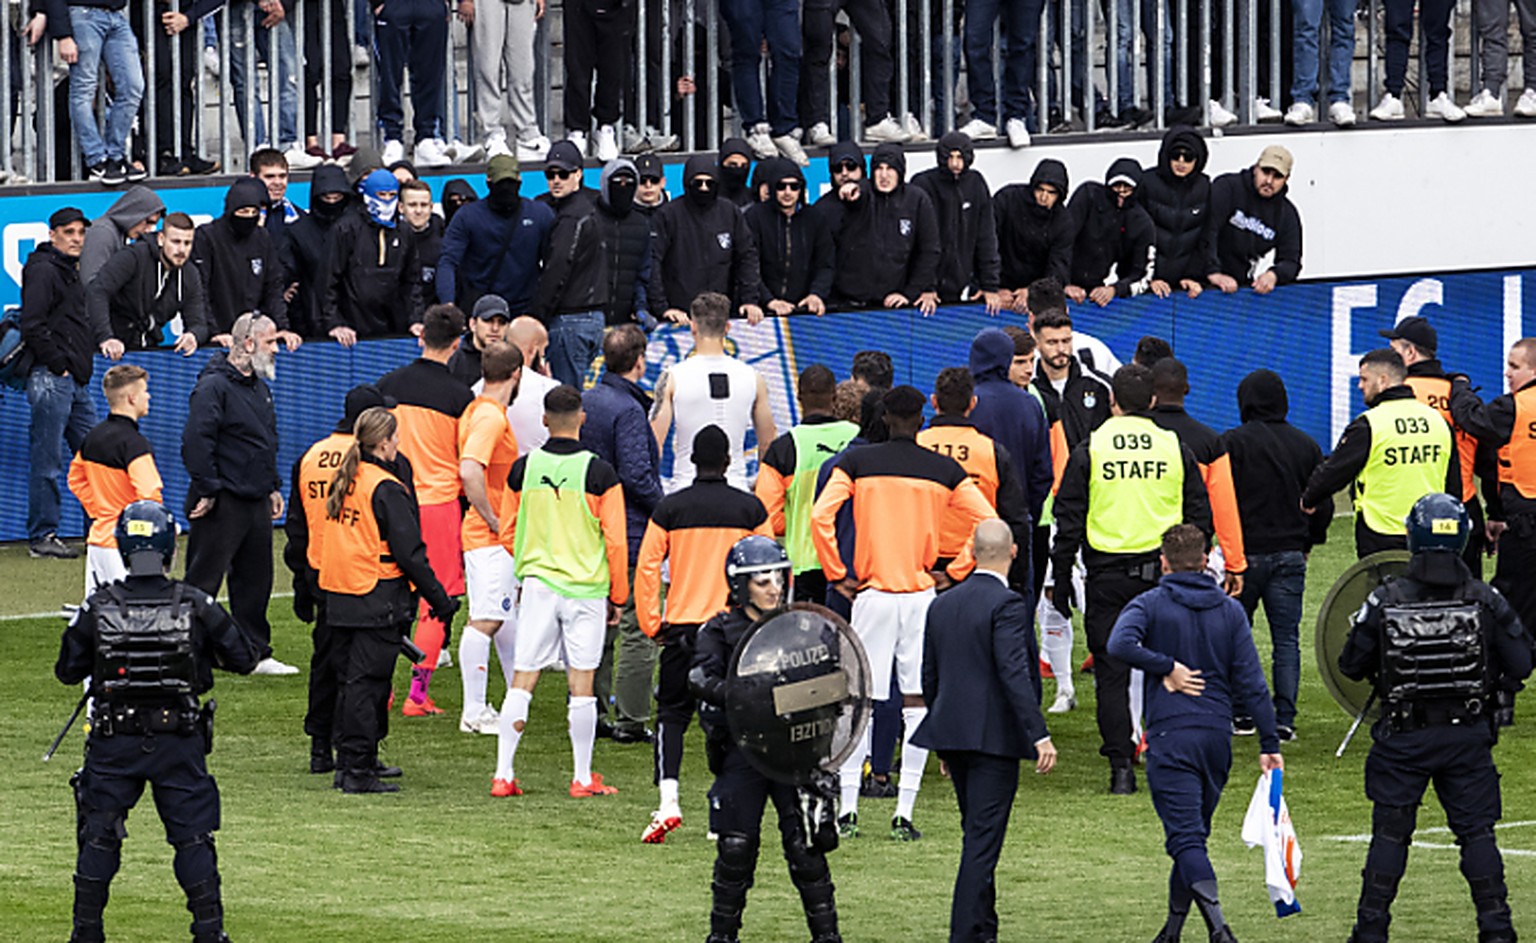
left=692, top=178, right=716, bottom=190
left=640, top=175, right=662, bottom=185
left=775, top=180, right=804, bottom=192
left=544, top=168, right=578, bottom=180
left=836, top=160, right=861, bottom=172
left=1170, top=149, right=1196, bottom=162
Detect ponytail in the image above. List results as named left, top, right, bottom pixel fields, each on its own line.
left=325, top=406, right=399, bottom=520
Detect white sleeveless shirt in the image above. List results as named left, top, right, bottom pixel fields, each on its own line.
left=667, top=353, right=760, bottom=492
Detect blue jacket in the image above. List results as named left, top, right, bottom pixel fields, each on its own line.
left=911, top=572, right=1049, bottom=758
left=968, top=328, right=1053, bottom=525
left=436, top=198, right=555, bottom=314
left=1108, top=571, right=1280, bottom=752
left=580, top=372, right=663, bottom=564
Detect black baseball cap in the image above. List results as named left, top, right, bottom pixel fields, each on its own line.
left=473, top=294, right=511, bottom=321
left=634, top=153, right=664, bottom=180
left=1378, top=316, right=1437, bottom=354
left=49, top=207, right=89, bottom=229
left=342, top=383, right=398, bottom=428
left=545, top=140, right=584, bottom=173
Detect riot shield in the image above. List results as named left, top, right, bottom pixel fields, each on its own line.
left=1315, top=550, right=1411, bottom=718
left=725, top=603, right=872, bottom=785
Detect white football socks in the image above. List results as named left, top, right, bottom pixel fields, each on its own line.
left=460, top=629, right=493, bottom=718
left=895, top=706, right=928, bottom=820
left=569, top=696, right=598, bottom=786
left=495, top=687, right=533, bottom=781
left=659, top=777, right=680, bottom=814
left=1038, top=592, right=1075, bottom=698
left=839, top=724, right=871, bottom=816
left=491, top=623, right=517, bottom=689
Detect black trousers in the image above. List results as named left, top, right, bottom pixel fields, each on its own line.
left=129, top=0, right=199, bottom=161
left=304, top=600, right=339, bottom=747
left=185, top=494, right=274, bottom=661
left=304, top=0, right=354, bottom=135
left=1492, top=513, right=1536, bottom=637
left=1354, top=519, right=1408, bottom=560
left=332, top=622, right=403, bottom=773
left=1084, top=563, right=1158, bottom=765
left=565, top=0, right=634, bottom=131
left=941, top=750, right=1020, bottom=943
left=795, top=568, right=829, bottom=605
left=654, top=623, right=699, bottom=783
left=801, top=0, right=893, bottom=125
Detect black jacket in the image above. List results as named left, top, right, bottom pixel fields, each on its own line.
left=86, top=238, right=210, bottom=350
left=181, top=352, right=281, bottom=506
left=1221, top=369, right=1332, bottom=554
left=649, top=155, right=761, bottom=315
left=533, top=189, right=608, bottom=322
left=744, top=199, right=835, bottom=306
left=1202, top=168, right=1303, bottom=285
left=20, top=242, right=98, bottom=384
left=1140, top=126, right=1211, bottom=286
left=910, top=132, right=1002, bottom=299
left=322, top=213, right=422, bottom=337
left=410, top=214, right=445, bottom=309
left=829, top=152, right=941, bottom=305
left=689, top=605, right=756, bottom=713
left=324, top=453, right=453, bottom=629
left=56, top=576, right=259, bottom=698
left=993, top=159, right=1075, bottom=292
left=593, top=201, right=652, bottom=326
left=1066, top=158, right=1155, bottom=298
left=1030, top=357, right=1112, bottom=450
left=190, top=181, right=290, bottom=334
left=285, top=165, right=353, bottom=338
left=1450, top=376, right=1536, bottom=518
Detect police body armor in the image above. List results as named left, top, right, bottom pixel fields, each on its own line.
left=1378, top=595, right=1493, bottom=731
left=91, top=584, right=201, bottom=737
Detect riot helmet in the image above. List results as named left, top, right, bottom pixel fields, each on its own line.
left=115, top=500, right=177, bottom=576
left=725, top=535, right=791, bottom=610
left=1405, top=492, right=1470, bottom=555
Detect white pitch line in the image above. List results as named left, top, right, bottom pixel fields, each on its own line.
left=0, top=591, right=295, bottom=622
left=1328, top=820, right=1536, bottom=856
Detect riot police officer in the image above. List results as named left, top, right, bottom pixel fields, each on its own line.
left=55, top=500, right=260, bottom=943
left=1339, top=493, right=1534, bottom=943
left=688, top=536, right=843, bottom=943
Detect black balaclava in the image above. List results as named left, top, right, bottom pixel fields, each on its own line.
left=608, top=176, right=637, bottom=215
left=488, top=178, right=522, bottom=215
left=224, top=177, right=268, bottom=239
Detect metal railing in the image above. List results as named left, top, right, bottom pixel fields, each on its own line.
left=0, top=0, right=1515, bottom=182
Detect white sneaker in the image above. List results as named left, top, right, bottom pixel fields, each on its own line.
left=516, top=134, right=551, bottom=161
left=353, top=44, right=370, bottom=69
left=644, top=127, right=681, bottom=151
left=1283, top=102, right=1314, bottom=126
left=460, top=705, right=500, bottom=734
left=745, top=122, right=777, bottom=159
left=622, top=123, right=649, bottom=153
left=1207, top=98, right=1238, bottom=127
left=568, top=129, right=589, bottom=156
left=253, top=657, right=300, bottom=676
left=1465, top=89, right=1504, bottom=118
left=415, top=137, right=452, bottom=167
left=1328, top=101, right=1358, bottom=127
left=1048, top=691, right=1077, bottom=714
left=1426, top=91, right=1465, bottom=123
left=381, top=139, right=405, bottom=165
left=901, top=112, right=929, bottom=142
left=956, top=118, right=999, bottom=140
left=1005, top=117, right=1031, bottom=148
left=1370, top=93, right=1405, bottom=121
left=773, top=133, right=810, bottom=167
left=202, top=46, right=219, bottom=77
left=1254, top=97, right=1283, bottom=122
left=448, top=138, right=485, bottom=163
left=594, top=124, right=619, bottom=161
left=862, top=115, right=912, bottom=143
left=1516, top=88, right=1536, bottom=117
left=435, top=646, right=452, bottom=669
left=806, top=121, right=836, bottom=147
left=283, top=144, right=322, bottom=170
left=485, top=131, right=512, bottom=158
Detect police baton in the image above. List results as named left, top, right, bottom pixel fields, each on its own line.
left=43, top=693, right=89, bottom=763
left=1335, top=689, right=1378, bottom=759
left=401, top=636, right=426, bottom=663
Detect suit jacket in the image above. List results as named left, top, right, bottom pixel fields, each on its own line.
left=912, top=572, right=1049, bottom=759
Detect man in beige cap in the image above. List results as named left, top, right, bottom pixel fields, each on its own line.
left=1202, top=145, right=1303, bottom=296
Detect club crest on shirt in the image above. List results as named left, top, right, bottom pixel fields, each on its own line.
left=716, top=232, right=732, bottom=250
left=250, top=258, right=263, bottom=276
left=899, top=218, right=912, bottom=236
left=1083, top=391, right=1097, bottom=409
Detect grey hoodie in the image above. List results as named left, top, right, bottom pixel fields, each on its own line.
left=81, top=186, right=166, bottom=286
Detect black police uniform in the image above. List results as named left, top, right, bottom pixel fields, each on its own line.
left=689, top=605, right=842, bottom=943
left=1339, top=551, right=1534, bottom=943
left=56, top=574, right=259, bottom=943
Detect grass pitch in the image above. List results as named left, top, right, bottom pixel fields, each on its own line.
left=1, top=518, right=1532, bottom=942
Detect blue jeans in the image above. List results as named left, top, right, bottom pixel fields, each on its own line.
left=1291, top=0, right=1353, bottom=105
left=230, top=7, right=299, bottom=146
left=27, top=367, right=97, bottom=540
left=965, top=0, right=1045, bottom=127
left=1240, top=550, right=1307, bottom=728
left=1112, top=0, right=1173, bottom=111
left=546, top=311, right=606, bottom=388
left=718, top=0, right=802, bottom=134
left=67, top=7, right=145, bottom=165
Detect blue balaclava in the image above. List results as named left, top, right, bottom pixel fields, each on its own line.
left=360, top=169, right=400, bottom=228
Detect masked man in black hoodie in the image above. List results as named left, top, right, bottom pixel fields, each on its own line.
left=189, top=178, right=302, bottom=349
left=286, top=165, right=353, bottom=339
left=1141, top=127, right=1211, bottom=300
left=86, top=211, right=209, bottom=354
left=718, top=137, right=758, bottom=208
left=1065, top=158, right=1155, bottom=307
left=911, top=131, right=1003, bottom=314
left=1202, top=144, right=1303, bottom=295
left=829, top=143, right=941, bottom=316
left=993, top=158, right=1075, bottom=313
left=322, top=168, right=423, bottom=345
left=441, top=179, right=479, bottom=226
left=745, top=158, right=833, bottom=318
left=649, top=154, right=765, bottom=325
left=593, top=158, right=655, bottom=330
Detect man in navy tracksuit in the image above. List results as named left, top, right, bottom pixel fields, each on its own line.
left=1108, top=523, right=1284, bottom=943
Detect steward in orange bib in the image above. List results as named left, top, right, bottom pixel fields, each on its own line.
left=317, top=406, right=458, bottom=794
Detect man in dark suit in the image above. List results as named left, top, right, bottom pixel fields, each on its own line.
left=912, top=518, right=1058, bottom=943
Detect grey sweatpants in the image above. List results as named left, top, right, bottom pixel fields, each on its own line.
left=471, top=0, right=539, bottom=141
left=1475, top=0, right=1536, bottom=93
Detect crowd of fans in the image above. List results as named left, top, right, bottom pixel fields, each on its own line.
left=14, top=0, right=1536, bottom=184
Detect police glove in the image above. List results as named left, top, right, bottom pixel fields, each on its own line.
left=429, top=596, right=461, bottom=627
left=1051, top=585, right=1073, bottom=622
left=292, top=585, right=316, bottom=624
